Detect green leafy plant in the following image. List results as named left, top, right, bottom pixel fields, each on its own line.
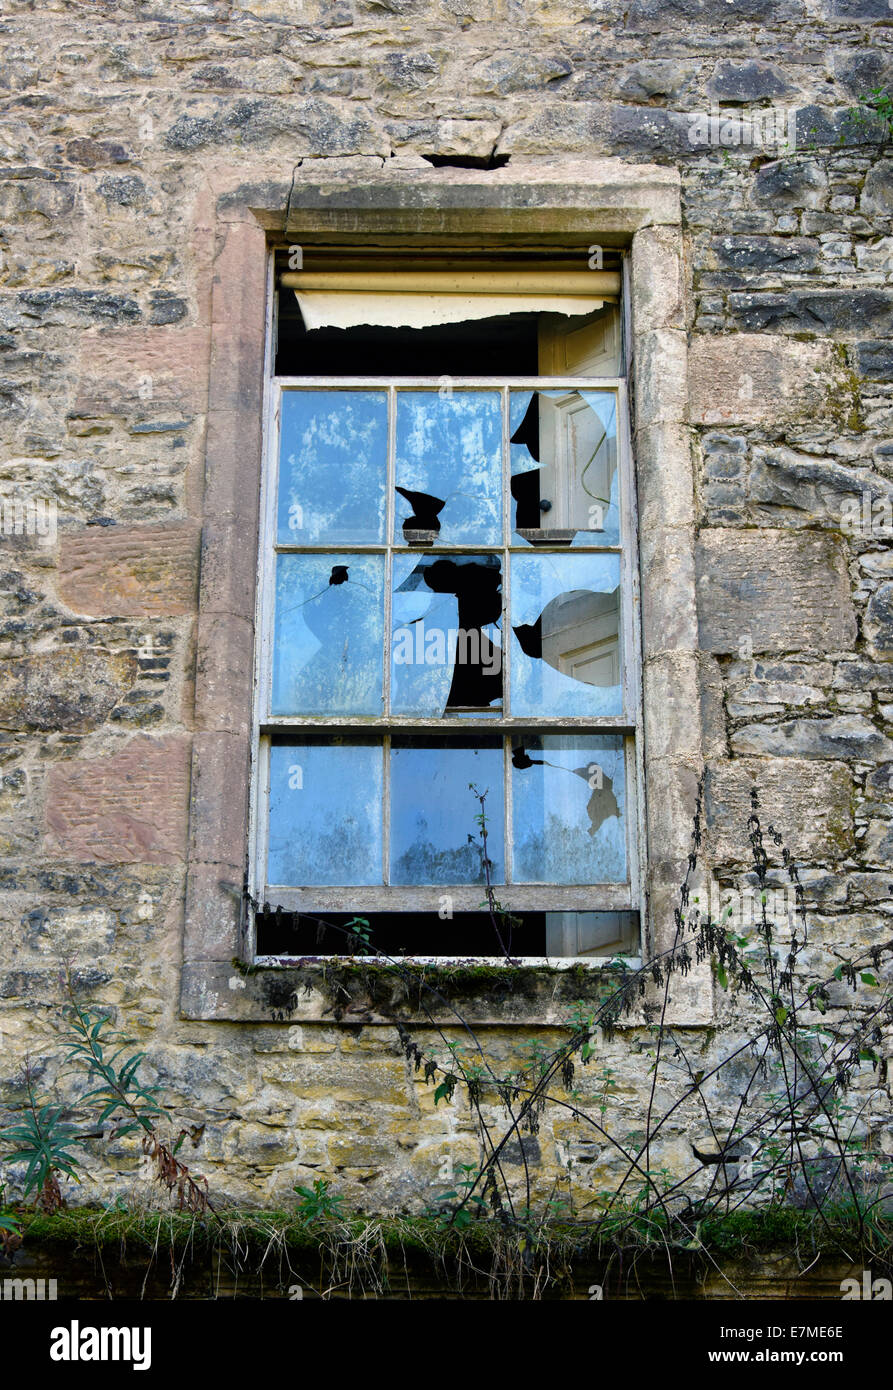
left=293, top=1177, right=346, bottom=1227
left=345, top=917, right=374, bottom=955
left=424, top=1163, right=489, bottom=1231
left=0, top=1182, right=21, bottom=1250
left=0, top=1069, right=85, bottom=1211
left=1, top=970, right=214, bottom=1220
left=841, top=87, right=893, bottom=144
left=59, top=980, right=212, bottom=1216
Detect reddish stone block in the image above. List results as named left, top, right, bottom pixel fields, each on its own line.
left=203, top=409, right=263, bottom=527
left=44, top=735, right=190, bottom=864
left=59, top=523, right=200, bottom=618
left=194, top=613, right=255, bottom=736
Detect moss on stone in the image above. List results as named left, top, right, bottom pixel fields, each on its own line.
left=827, top=343, right=867, bottom=434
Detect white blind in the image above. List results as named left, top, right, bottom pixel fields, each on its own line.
left=280, top=269, right=620, bottom=331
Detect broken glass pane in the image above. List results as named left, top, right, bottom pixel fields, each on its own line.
left=390, top=738, right=504, bottom=884
left=391, top=553, right=502, bottom=715
left=510, top=553, right=622, bottom=717
left=394, top=390, right=502, bottom=545
left=277, top=390, right=387, bottom=544
left=512, top=734, right=626, bottom=884
left=510, top=390, right=619, bottom=547
left=272, top=554, right=384, bottom=715
left=267, top=740, right=382, bottom=886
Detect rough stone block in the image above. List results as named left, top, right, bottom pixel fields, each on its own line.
left=44, top=736, right=190, bottom=864
left=194, top=613, right=255, bottom=737
left=865, top=582, right=893, bottom=659
left=688, top=334, right=836, bottom=426
left=727, top=290, right=892, bottom=336
left=73, top=327, right=211, bottom=416
left=633, top=328, right=688, bottom=429
left=183, top=860, right=245, bottom=961
left=0, top=649, right=135, bottom=733
left=635, top=421, right=696, bottom=534
left=748, top=447, right=893, bottom=528
left=631, top=225, right=685, bottom=333
left=750, top=159, right=828, bottom=210
left=731, top=715, right=892, bottom=761
left=861, top=159, right=893, bottom=216
left=704, top=759, right=854, bottom=862
left=696, top=530, right=857, bottom=654
left=188, top=731, right=251, bottom=866
left=640, top=525, right=700, bottom=654
left=202, top=409, right=263, bottom=527
left=642, top=652, right=702, bottom=762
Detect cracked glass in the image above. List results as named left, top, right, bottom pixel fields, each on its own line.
left=394, top=390, right=502, bottom=545
left=261, top=361, right=637, bottom=949
left=511, top=734, right=626, bottom=885
left=510, top=552, right=622, bottom=718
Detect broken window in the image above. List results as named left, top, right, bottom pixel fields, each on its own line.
left=252, top=253, right=641, bottom=961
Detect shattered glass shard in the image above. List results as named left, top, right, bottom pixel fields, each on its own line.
left=391, top=554, right=503, bottom=714
left=511, top=554, right=621, bottom=717
left=510, top=390, right=619, bottom=546
left=395, top=391, right=502, bottom=545
left=272, top=553, right=384, bottom=715
left=509, top=391, right=540, bottom=462
left=511, top=744, right=619, bottom=834
left=512, top=734, right=626, bottom=884
left=395, top=486, right=446, bottom=543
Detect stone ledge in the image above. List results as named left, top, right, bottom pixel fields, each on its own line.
left=180, top=957, right=714, bottom=1026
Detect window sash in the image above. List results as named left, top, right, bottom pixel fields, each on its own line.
left=259, top=380, right=636, bottom=723
left=250, top=375, right=643, bottom=928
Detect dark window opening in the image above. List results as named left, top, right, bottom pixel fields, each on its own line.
left=256, top=909, right=640, bottom=959
left=275, top=305, right=540, bottom=377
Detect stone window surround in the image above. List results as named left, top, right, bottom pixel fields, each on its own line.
left=181, top=156, right=710, bottom=1025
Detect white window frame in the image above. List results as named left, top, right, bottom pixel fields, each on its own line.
left=248, top=332, right=645, bottom=965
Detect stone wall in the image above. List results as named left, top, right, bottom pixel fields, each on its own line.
left=0, top=0, right=890, bottom=1213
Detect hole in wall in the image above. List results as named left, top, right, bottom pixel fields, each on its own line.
left=421, top=153, right=511, bottom=170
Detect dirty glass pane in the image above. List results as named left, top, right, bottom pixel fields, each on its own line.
left=512, top=735, right=626, bottom=884
left=391, top=553, right=502, bottom=715
left=510, top=553, right=622, bottom=717
left=277, top=390, right=387, bottom=544
left=272, top=553, right=384, bottom=715
left=390, top=738, right=504, bottom=884
left=394, top=390, right=502, bottom=546
left=267, top=740, right=382, bottom=886
left=510, top=390, right=619, bottom=547
left=544, top=911, right=638, bottom=958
